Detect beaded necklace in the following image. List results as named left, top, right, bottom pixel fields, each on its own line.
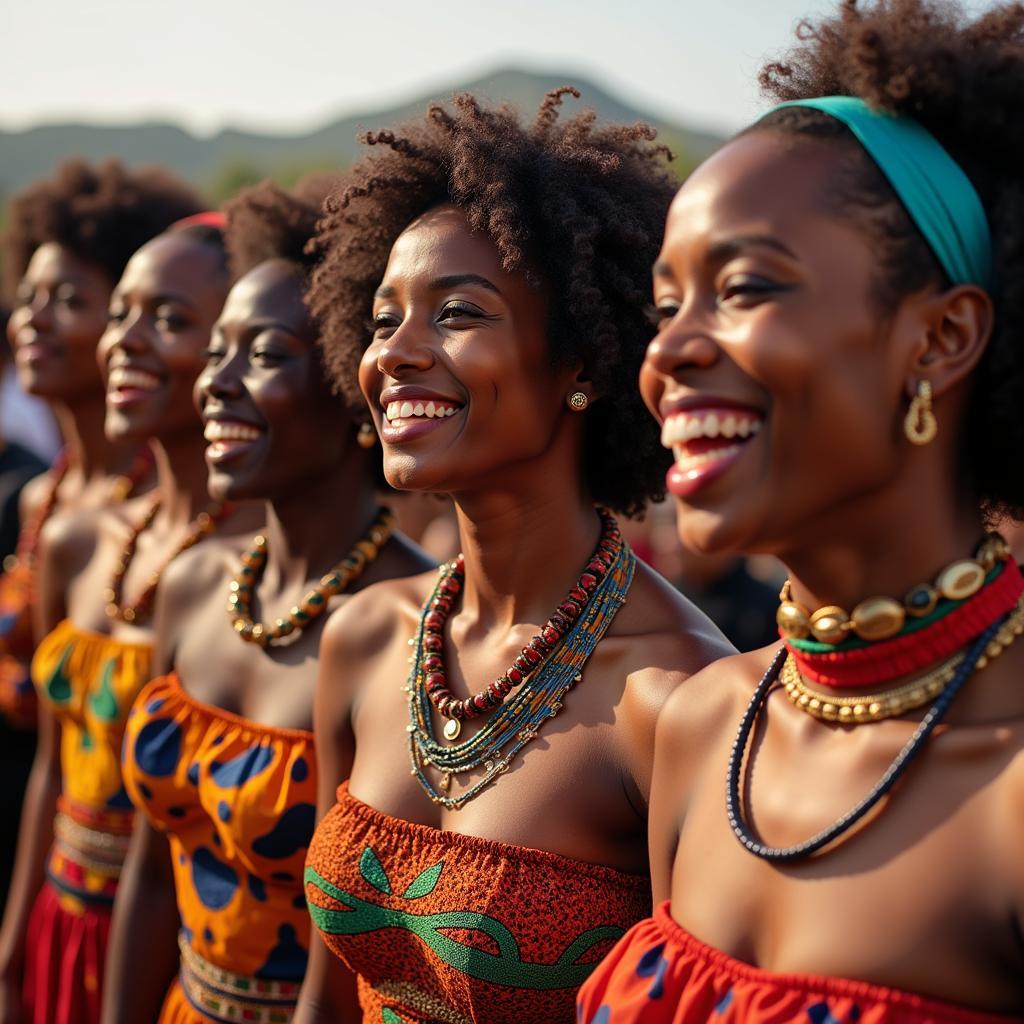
left=728, top=600, right=1023, bottom=862
left=406, top=527, right=636, bottom=810
left=2, top=450, right=70, bottom=575
left=104, top=497, right=234, bottom=624
left=226, top=506, right=394, bottom=646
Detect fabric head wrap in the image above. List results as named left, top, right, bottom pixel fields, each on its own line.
left=765, top=96, right=994, bottom=291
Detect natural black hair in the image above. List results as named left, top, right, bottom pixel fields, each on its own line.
left=3, top=159, right=203, bottom=300
left=308, top=88, right=678, bottom=516
left=750, top=0, right=1024, bottom=521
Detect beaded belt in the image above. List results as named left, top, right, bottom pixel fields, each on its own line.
left=178, top=934, right=299, bottom=1024
left=46, top=808, right=133, bottom=906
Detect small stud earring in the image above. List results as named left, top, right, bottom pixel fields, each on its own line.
left=904, top=380, right=937, bottom=446
left=567, top=391, right=589, bottom=412
left=356, top=422, right=377, bottom=449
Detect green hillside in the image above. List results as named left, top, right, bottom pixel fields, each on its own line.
left=0, top=68, right=723, bottom=203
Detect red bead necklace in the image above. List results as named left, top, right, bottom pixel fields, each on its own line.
left=420, top=510, right=622, bottom=740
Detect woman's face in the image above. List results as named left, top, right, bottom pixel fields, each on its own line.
left=640, top=130, right=921, bottom=557
left=359, top=204, right=573, bottom=495
left=195, top=258, right=351, bottom=503
left=99, top=233, right=229, bottom=444
left=7, top=242, right=112, bottom=401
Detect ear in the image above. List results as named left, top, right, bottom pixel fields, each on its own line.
left=565, top=362, right=600, bottom=405
left=905, top=284, right=993, bottom=399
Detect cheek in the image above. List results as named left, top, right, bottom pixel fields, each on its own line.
left=164, top=331, right=213, bottom=379
left=638, top=359, right=664, bottom=420
left=357, top=345, right=381, bottom=405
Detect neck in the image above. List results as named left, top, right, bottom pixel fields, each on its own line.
left=52, top=396, right=137, bottom=481
left=451, top=479, right=602, bottom=630
left=149, top=426, right=215, bottom=528
left=262, top=460, right=379, bottom=588
left=780, top=481, right=983, bottom=611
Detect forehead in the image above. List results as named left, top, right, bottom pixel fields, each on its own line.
left=24, top=241, right=106, bottom=287
left=219, top=259, right=307, bottom=326
left=115, top=233, right=223, bottom=297
left=382, top=204, right=510, bottom=287
left=663, top=131, right=839, bottom=250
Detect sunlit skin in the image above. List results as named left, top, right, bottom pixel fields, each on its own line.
left=3, top=242, right=153, bottom=560
left=0, top=231, right=261, bottom=1024
left=294, top=205, right=731, bottom=1021
left=640, top=131, right=1023, bottom=1012
left=100, top=259, right=433, bottom=1024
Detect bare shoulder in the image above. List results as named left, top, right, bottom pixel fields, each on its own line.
left=320, top=567, right=438, bottom=666
left=18, top=470, right=52, bottom=523
left=158, top=538, right=238, bottom=613
left=610, top=559, right=735, bottom=710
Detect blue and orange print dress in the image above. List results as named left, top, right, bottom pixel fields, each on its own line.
left=122, top=673, right=316, bottom=1024
left=24, top=619, right=153, bottom=1024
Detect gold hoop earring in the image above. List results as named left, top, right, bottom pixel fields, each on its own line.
left=904, top=380, right=937, bottom=446
left=356, top=422, right=377, bottom=449
left=567, top=392, right=589, bottom=412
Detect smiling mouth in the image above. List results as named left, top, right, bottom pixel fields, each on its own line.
left=661, top=407, right=764, bottom=497
left=384, top=400, right=462, bottom=427
left=107, top=366, right=163, bottom=406
left=203, top=420, right=265, bottom=463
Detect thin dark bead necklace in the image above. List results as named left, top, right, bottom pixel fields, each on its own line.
left=726, top=616, right=1003, bottom=863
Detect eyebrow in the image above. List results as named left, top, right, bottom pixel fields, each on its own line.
left=652, top=235, right=797, bottom=277
left=374, top=273, right=503, bottom=299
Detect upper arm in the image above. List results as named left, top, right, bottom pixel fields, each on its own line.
left=33, top=510, right=96, bottom=638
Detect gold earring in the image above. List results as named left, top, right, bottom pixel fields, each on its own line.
left=356, top=422, right=377, bottom=449
left=567, top=391, right=589, bottom=412
left=904, top=380, right=937, bottom=446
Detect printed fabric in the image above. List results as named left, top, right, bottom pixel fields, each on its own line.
left=304, top=782, right=650, bottom=1024
left=122, top=672, right=316, bottom=1018
left=576, top=901, right=1023, bottom=1024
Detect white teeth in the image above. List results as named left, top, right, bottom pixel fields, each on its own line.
left=673, top=443, right=743, bottom=469
left=660, top=409, right=765, bottom=448
left=109, top=366, right=160, bottom=390
left=204, top=421, right=262, bottom=442
left=383, top=399, right=462, bottom=423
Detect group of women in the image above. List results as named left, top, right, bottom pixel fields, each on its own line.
left=0, top=0, right=1021, bottom=1021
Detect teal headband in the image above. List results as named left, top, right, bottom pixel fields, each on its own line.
left=765, top=96, right=994, bottom=291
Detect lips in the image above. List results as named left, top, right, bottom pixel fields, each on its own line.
left=378, top=388, right=465, bottom=444
left=203, top=419, right=265, bottom=464
left=660, top=405, right=764, bottom=499
left=107, top=365, right=163, bottom=408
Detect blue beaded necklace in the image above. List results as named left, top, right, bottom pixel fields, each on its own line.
left=406, top=540, right=636, bottom=810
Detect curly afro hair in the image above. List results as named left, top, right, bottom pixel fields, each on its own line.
left=3, top=159, right=204, bottom=301
left=223, top=173, right=337, bottom=280
left=308, top=88, right=678, bottom=517
left=749, top=0, right=1024, bottom=522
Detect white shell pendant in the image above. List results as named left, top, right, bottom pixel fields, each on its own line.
left=443, top=718, right=462, bottom=741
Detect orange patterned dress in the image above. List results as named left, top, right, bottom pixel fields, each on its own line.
left=576, top=902, right=1022, bottom=1024
left=304, top=783, right=650, bottom=1024
left=121, top=673, right=316, bottom=1024
left=24, top=619, right=153, bottom=1024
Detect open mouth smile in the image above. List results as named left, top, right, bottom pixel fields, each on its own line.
left=660, top=406, right=764, bottom=498
left=107, top=366, right=163, bottom=408
left=379, top=391, right=465, bottom=444
left=203, top=419, right=265, bottom=464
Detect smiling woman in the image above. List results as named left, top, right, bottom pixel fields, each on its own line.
left=0, top=212, right=263, bottom=1024
left=576, top=0, right=1024, bottom=1021
left=99, top=177, right=434, bottom=1024
left=293, top=90, right=733, bottom=1024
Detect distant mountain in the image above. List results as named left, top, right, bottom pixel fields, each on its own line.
left=0, top=68, right=723, bottom=199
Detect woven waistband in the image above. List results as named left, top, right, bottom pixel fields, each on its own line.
left=178, top=933, right=299, bottom=1024
left=53, top=812, right=131, bottom=876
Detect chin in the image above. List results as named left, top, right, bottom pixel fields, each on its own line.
left=673, top=501, right=764, bottom=558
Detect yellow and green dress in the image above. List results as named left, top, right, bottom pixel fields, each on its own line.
left=23, top=620, right=152, bottom=1024
left=121, top=673, right=316, bottom=1024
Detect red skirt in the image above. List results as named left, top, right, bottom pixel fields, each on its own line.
left=22, top=884, right=112, bottom=1024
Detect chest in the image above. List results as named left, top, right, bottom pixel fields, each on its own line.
left=671, top=700, right=1022, bottom=1002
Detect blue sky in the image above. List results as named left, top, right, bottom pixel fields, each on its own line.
left=1, top=0, right=996, bottom=136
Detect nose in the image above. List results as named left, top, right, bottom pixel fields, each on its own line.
left=197, top=348, right=244, bottom=404
left=375, top=318, right=435, bottom=378
left=23, top=294, right=54, bottom=335
left=96, top=312, right=148, bottom=372
left=644, top=318, right=720, bottom=380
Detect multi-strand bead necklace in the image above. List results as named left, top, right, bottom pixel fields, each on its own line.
left=727, top=538, right=1024, bottom=861
left=105, top=497, right=234, bottom=624
left=226, top=507, right=394, bottom=646
left=406, top=510, right=635, bottom=810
